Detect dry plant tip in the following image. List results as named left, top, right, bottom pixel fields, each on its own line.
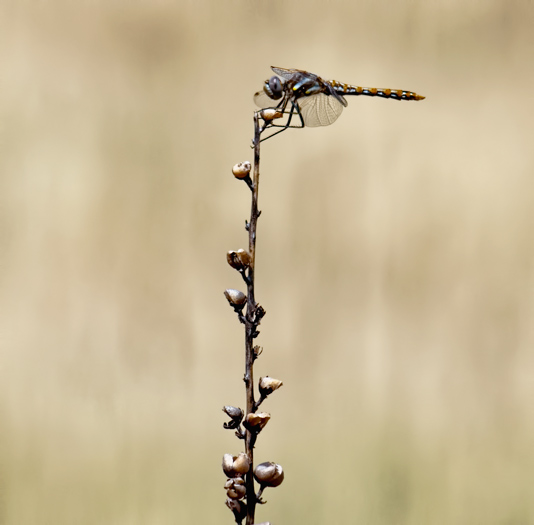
left=260, top=108, right=284, bottom=122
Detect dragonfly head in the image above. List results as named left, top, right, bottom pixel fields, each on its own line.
left=263, top=75, right=283, bottom=100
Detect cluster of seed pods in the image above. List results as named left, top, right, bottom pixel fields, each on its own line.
left=222, top=159, right=284, bottom=525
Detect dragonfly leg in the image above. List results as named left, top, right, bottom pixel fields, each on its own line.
left=259, top=123, right=290, bottom=142
left=259, top=100, right=305, bottom=142
left=268, top=100, right=305, bottom=129
left=259, top=103, right=296, bottom=142
left=271, top=100, right=305, bottom=128
left=291, top=99, right=305, bottom=128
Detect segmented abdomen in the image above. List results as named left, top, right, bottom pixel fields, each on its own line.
left=329, top=80, right=425, bottom=101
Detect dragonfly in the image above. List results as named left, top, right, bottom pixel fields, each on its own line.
left=254, top=66, right=425, bottom=141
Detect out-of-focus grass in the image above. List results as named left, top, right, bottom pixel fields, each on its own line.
left=1, top=1, right=534, bottom=523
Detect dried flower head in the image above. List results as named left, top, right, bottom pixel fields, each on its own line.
left=254, top=462, right=285, bottom=488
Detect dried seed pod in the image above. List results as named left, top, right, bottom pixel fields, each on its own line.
left=233, top=452, right=251, bottom=475
left=260, top=108, right=283, bottom=121
left=259, top=376, right=283, bottom=397
left=223, top=405, right=243, bottom=421
left=223, top=405, right=244, bottom=430
left=232, top=161, right=251, bottom=179
left=227, top=485, right=245, bottom=500
left=224, top=289, right=247, bottom=309
left=243, top=412, right=270, bottom=432
left=227, top=249, right=252, bottom=271
left=226, top=498, right=247, bottom=522
left=222, top=453, right=250, bottom=477
left=225, top=477, right=246, bottom=499
left=222, top=453, right=237, bottom=477
left=237, top=249, right=251, bottom=266
left=254, top=462, right=284, bottom=488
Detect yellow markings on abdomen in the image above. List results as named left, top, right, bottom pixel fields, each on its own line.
left=330, top=80, right=425, bottom=101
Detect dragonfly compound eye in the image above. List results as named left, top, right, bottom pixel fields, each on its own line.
left=265, top=76, right=283, bottom=100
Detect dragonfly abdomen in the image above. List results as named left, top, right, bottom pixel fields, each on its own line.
left=329, top=80, right=425, bottom=101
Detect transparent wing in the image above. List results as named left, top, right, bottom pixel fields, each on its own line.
left=253, top=90, right=279, bottom=108
left=270, top=66, right=301, bottom=81
left=297, top=93, right=345, bottom=127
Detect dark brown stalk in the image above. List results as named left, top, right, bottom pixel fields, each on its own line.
left=244, top=113, right=262, bottom=525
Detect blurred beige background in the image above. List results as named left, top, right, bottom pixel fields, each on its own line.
left=1, top=1, right=534, bottom=524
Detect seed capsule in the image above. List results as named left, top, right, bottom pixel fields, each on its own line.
left=224, top=289, right=247, bottom=308
left=259, top=376, right=283, bottom=397
left=233, top=452, right=251, bottom=475
left=223, top=405, right=243, bottom=420
left=254, top=462, right=284, bottom=488
left=227, top=249, right=252, bottom=271
left=222, top=405, right=244, bottom=430
left=243, top=412, right=270, bottom=432
left=222, top=453, right=236, bottom=477
left=225, top=477, right=246, bottom=499
left=226, top=498, right=247, bottom=522
left=232, top=161, right=251, bottom=179
left=260, top=108, right=283, bottom=121
left=222, top=453, right=250, bottom=477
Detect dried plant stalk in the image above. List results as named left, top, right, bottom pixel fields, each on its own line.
left=222, top=113, right=283, bottom=525
left=243, top=112, right=262, bottom=524
left=223, top=66, right=424, bottom=524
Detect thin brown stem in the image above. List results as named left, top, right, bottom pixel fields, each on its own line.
left=244, top=112, right=262, bottom=525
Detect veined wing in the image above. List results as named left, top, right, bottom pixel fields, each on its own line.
left=270, top=66, right=302, bottom=81
left=253, top=90, right=278, bottom=108
left=297, top=92, right=345, bottom=127
left=271, top=66, right=324, bottom=87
